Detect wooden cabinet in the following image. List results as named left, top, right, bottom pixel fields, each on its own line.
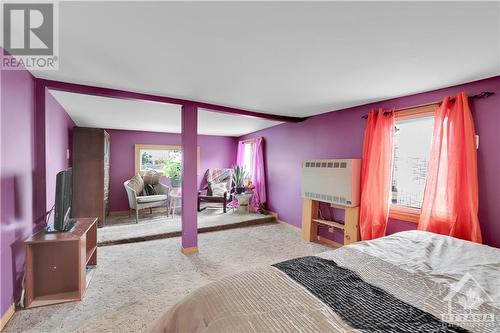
left=24, top=218, right=97, bottom=308
left=72, top=128, right=110, bottom=227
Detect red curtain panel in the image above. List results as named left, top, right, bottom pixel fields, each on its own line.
left=359, top=109, right=395, bottom=240
left=418, top=92, right=482, bottom=243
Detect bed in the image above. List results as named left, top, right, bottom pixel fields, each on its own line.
left=151, top=231, right=500, bottom=332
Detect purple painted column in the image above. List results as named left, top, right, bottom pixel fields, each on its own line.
left=181, top=104, right=198, bottom=253
left=34, top=81, right=47, bottom=224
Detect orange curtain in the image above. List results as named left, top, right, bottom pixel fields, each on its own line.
left=418, top=92, right=482, bottom=243
left=359, top=109, right=395, bottom=240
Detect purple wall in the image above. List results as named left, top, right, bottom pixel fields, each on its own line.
left=45, top=93, right=75, bottom=221
left=0, top=69, right=36, bottom=317
left=107, top=129, right=238, bottom=212
left=0, top=69, right=73, bottom=318
left=240, top=76, right=500, bottom=248
left=1, top=68, right=498, bottom=324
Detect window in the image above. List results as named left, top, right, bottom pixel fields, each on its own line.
left=389, top=105, right=435, bottom=222
left=134, top=144, right=201, bottom=176
left=243, top=142, right=253, bottom=178
left=138, top=146, right=181, bottom=173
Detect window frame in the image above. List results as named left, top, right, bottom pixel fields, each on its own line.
left=389, top=104, right=437, bottom=224
left=134, top=144, right=201, bottom=176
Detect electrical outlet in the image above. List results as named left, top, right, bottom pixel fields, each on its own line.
left=66, top=149, right=70, bottom=159
left=328, top=227, right=334, bottom=233
left=475, top=135, right=479, bottom=149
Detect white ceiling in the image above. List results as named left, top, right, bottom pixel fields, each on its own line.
left=29, top=2, right=500, bottom=117
left=48, top=90, right=281, bottom=137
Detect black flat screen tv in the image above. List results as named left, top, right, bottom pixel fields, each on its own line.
left=52, top=168, right=75, bottom=232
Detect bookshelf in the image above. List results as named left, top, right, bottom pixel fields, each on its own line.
left=302, top=199, right=359, bottom=247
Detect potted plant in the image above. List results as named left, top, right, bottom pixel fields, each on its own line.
left=163, top=160, right=182, bottom=188
left=232, top=165, right=247, bottom=194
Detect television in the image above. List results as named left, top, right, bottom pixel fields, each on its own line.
left=51, top=168, right=76, bottom=232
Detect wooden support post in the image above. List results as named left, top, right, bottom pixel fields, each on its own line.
left=344, top=206, right=360, bottom=245
left=301, top=199, right=319, bottom=241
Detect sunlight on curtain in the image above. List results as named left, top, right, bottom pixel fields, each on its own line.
left=243, top=142, right=253, bottom=177
left=418, top=92, right=482, bottom=243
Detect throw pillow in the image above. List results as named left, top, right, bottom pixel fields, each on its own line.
left=142, top=170, right=161, bottom=185
left=128, top=174, right=144, bottom=195
left=153, top=183, right=164, bottom=194
left=211, top=182, right=228, bottom=197
left=143, top=183, right=157, bottom=196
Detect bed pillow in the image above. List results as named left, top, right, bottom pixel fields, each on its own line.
left=211, top=182, right=228, bottom=197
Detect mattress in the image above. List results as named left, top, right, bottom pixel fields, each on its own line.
left=151, top=231, right=500, bottom=332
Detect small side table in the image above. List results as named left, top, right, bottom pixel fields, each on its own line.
left=235, top=193, right=253, bottom=214
left=169, top=188, right=182, bottom=218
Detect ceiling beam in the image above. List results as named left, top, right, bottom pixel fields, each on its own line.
left=38, top=78, right=305, bottom=123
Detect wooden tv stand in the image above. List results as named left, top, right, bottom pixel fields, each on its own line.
left=24, top=217, right=98, bottom=308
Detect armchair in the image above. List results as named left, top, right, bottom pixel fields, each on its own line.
left=124, top=175, right=170, bottom=223
left=197, top=168, right=233, bottom=213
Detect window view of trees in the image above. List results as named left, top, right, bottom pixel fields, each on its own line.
left=140, top=149, right=182, bottom=175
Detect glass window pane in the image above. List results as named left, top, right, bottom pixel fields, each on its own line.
left=391, top=116, right=434, bottom=209
left=243, top=143, right=253, bottom=177
left=140, top=148, right=182, bottom=173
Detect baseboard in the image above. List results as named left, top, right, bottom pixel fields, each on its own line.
left=181, top=246, right=198, bottom=255
left=108, top=210, right=129, bottom=217
left=0, top=303, right=15, bottom=331
left=269, top=211, right=300, bottom=233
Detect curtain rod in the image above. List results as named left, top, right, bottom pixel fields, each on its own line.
left=361, top=91, right=495, bottom=119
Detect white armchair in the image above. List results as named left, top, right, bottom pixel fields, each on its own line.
left=124, top=176, right=170, bottom=223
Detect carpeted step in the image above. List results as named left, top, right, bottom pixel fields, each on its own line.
left=98, top=215, right=277, bottom=247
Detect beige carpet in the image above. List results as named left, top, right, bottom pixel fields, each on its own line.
left=4, top=223, right=330, bottom=333
left=99, top=209, right=275, bottom=245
